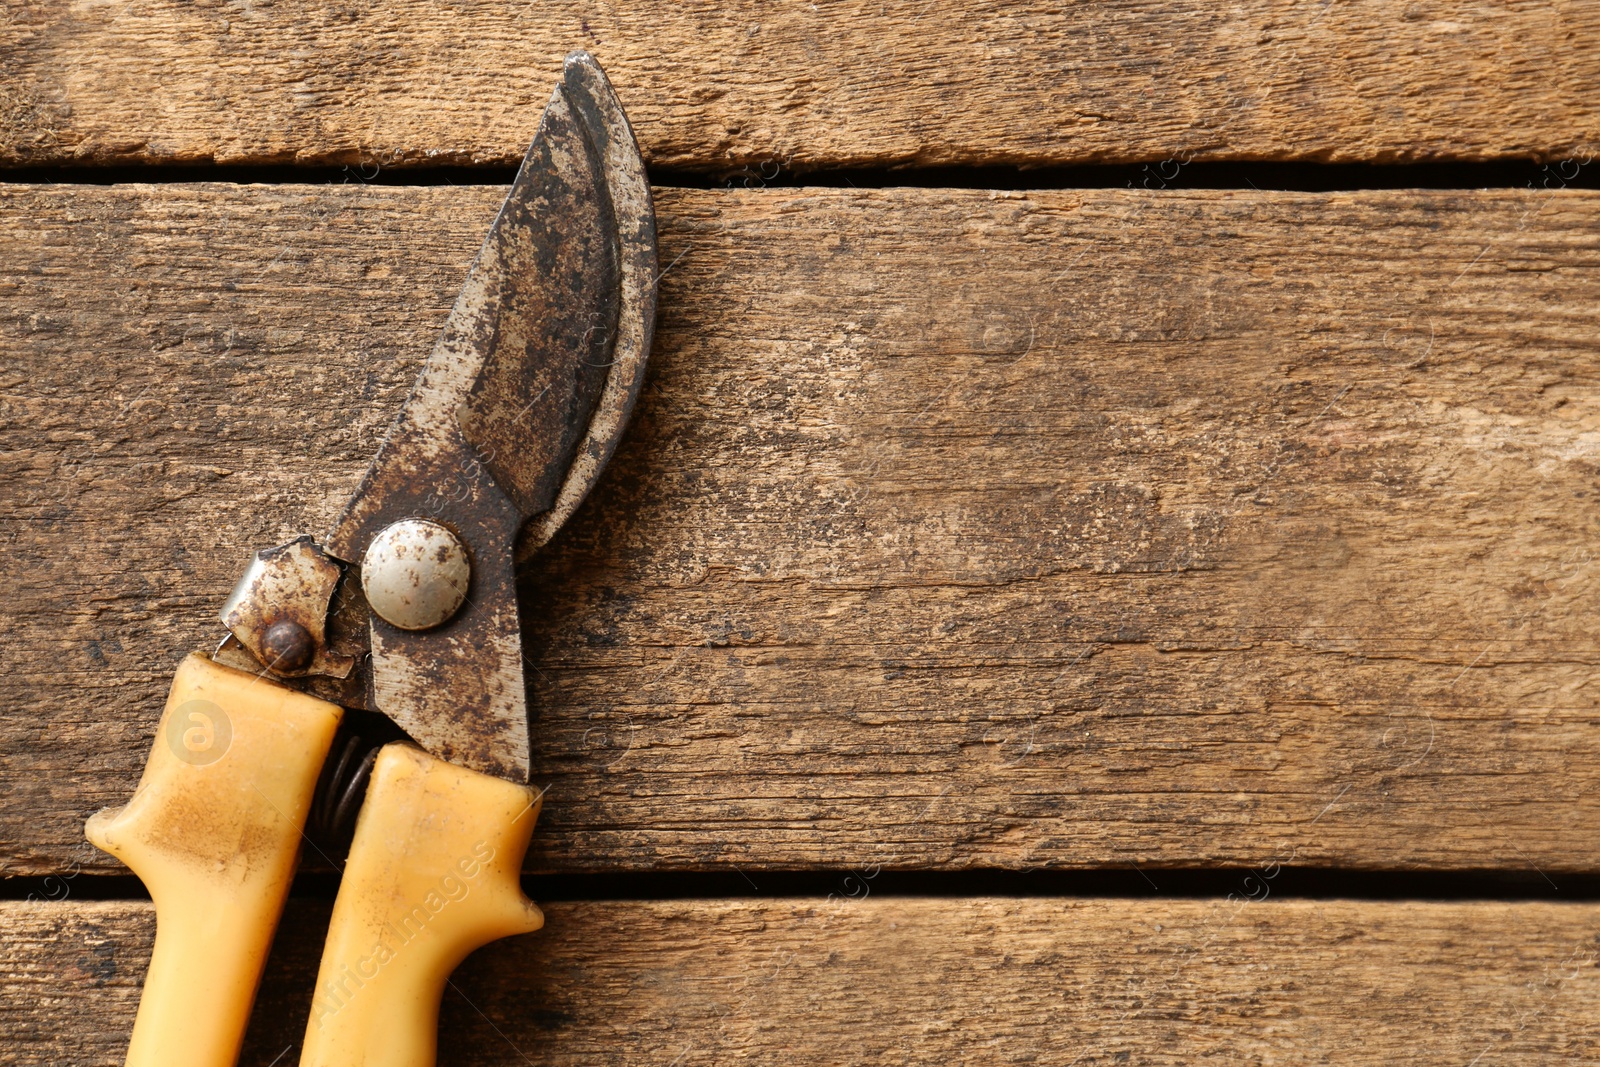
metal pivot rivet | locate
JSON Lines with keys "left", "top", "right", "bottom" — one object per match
{"left": 361, "top": 519, "right": 472, "bottom": 632}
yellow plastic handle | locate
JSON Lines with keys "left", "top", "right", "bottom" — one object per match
{"left": 300, "top": 743, "right": 544, "bottom": 1067}
{"left": 86, "top": 653, "right": 343, "bottom": 1067}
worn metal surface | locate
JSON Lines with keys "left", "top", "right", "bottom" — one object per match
{"left": 516, "top": 56, "right": 658, "bottom": 560}
{"left": 455, "top": 87, "right": 617, "bottom": 523}
{"left": 311, "top": 52, "right": 657, "bottom": 783}
{"left": 218, "top": 537, "right": 354, "bottom": 680}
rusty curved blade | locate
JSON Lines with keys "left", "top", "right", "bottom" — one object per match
{"left": 322, "top": 53, "right": 657, "bottom": 782}
{"left": 517, "top": 55, "right": 658, "bottom": 559}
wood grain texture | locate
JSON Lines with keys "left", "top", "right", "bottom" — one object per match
{"left": 5, "top": 897, "right": 1599, "bottom": 1065}
{"left": 3, "top": 183, "right": 1600, "bottom": 876}
{"left": 3, "top": 1, "right": 1599, "bottom": 171}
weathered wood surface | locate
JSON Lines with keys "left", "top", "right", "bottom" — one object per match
{"left": 4, "top": 2, "right": 1599, "bottom": 171}
{"left": 4, "top": 183, "right": 1600, "bottom": 876}
{"left": 5, "top": 897, "right": 1598, "bottom": 1065}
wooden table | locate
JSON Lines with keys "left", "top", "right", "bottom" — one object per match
{"left": 3, "top": 3, "right": 1599, "bottom": 1063}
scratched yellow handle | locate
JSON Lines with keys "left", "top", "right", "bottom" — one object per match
{"left": 300, "top": 743, "right": 544, "bottom": 1067}
{"left": 86, "top": 653, "right": 343, "bottom": 1067}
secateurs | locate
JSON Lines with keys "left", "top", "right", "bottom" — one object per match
{"left": 84, "top": 52, "right": 656, "bottom": 1067}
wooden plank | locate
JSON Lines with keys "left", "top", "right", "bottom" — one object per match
{"left": 4, "top": 183, "right": 1600, "bottom": 877}
{"left": 3, "top": 2, "right": 1598, "bottom": 171}
{"left": 5, "top": 897, "right": 1599, "bottom": 1065}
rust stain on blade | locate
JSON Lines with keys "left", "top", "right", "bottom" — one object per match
{"left": 458, "top": 78, "right": 619, "bottom": 521}
{"left": 520, "top": 54, "right": 658, "bottom": 558}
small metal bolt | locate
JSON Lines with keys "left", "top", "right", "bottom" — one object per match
{"left": 260, "top": 618, "right": 315, "bottom": 673}
{"left": 361, "top": 519, "right": 472, "bottom": 631}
